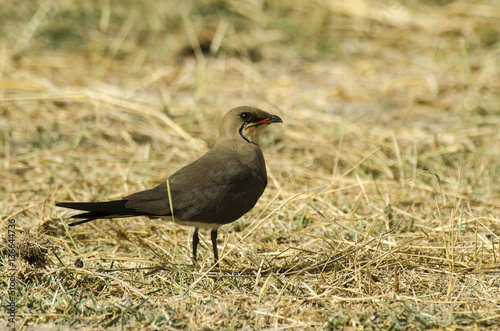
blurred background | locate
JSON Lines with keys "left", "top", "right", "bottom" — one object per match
{"left": 4, "top": 0, "right": 499, "bottom": 113}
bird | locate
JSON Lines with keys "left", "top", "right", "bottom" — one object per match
{"left": 56, "top": 106, "right": 282, "bottom": 263}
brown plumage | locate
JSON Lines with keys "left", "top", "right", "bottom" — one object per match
{"left": 56, "top": 106, "right": 282, "bottom": 263}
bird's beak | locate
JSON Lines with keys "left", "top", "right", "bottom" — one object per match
{"left": 256, "top": 114, "right": 283, "bottom": 125}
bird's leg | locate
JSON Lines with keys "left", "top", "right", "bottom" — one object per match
{"left": 211, "top": 228, "right": 219, "bottom": 263}
{"left": 192, "top": 227, "right": 199, "bottom": 263}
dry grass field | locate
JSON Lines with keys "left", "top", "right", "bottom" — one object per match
{"left": 1, "top": 0, "right": 500, "bottom": 329}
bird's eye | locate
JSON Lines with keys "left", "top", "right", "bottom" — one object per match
{"left": 239, "top": 112, "right": 251, "bottom": 122}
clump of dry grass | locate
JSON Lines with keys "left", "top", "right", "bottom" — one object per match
{"left": 1, "top": 0, "right": 500, "bottom": 329}
{"left": 16, "top": 227, "right": 65, "bottom": 269}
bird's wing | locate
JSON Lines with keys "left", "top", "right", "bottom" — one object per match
{"left": 124, "top": 153, "right": 266, "bottom": 223}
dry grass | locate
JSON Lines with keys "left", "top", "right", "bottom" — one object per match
{"left": 1, "top": 0, "right": 500, "bottom": 329}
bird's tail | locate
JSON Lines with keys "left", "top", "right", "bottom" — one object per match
{"left": 56, "top": 200, "right": 139, "bottom": 226}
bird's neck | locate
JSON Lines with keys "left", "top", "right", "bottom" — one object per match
{"left": 214, "top": 136, "right": 265, "bottom": 164}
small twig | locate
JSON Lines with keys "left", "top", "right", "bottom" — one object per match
{"left": 92, "top": 271, "right": 155, "bottom": 305}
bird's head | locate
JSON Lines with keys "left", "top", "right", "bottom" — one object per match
{"left": 219, "top": 106, "right": 283, "bottom": 145}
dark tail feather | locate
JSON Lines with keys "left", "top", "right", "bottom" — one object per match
{"left": 65, "top": 216, "right": 105, "bottom": 226}
{"left": 56, "top": 200, "right": 130, "bottom": 214}
{"left": 56, "top": 200, "right": 143, "bottom": 226}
